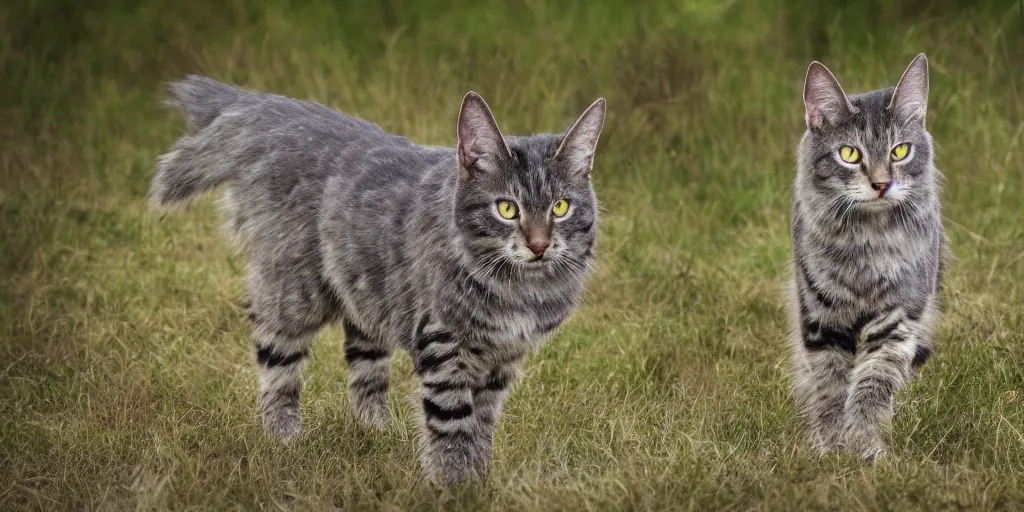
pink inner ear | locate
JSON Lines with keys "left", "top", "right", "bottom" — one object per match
{"left": 807, "top": 108, "right": 823, "bottom": 129}
{"left": 458, "top": 135, "right": 478, "bottom": 168}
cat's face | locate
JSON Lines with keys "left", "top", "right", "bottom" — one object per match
{"left": 452, "top": 93, "right": 605, "bottom": 276}
{"left": 799, "top": 54, "right": 934, "bottom": 212}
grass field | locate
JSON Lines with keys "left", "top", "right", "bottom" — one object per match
{"left": 2, "top": 0, "right": 1023, "bottom": 509}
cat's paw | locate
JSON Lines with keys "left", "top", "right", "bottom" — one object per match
{"left": 811, "top": 430, "right": 843, "bottom": 456}
{"left": 262, "top": 409, "right": 302, "bottom": 442}
{"left": 807, "top": 418, "right": 845, "bottom": 456}
{"left": 418, "top": 433, "right": 491, "bottom": 486}
{"left": 348, "top": 377, "right": 391, "bottom": 428}
{"left": 841, "top": 423, "right": 887, "bottom": 461}
{"left": 422, "top": 459, "right": 483, "bottom": 487}
{"left": 859, "top": 443, "right": 887, "bottom": 461}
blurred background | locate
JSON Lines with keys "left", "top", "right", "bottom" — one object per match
{"left": 2, "top": 0, "right": 1022, "bottom": 509}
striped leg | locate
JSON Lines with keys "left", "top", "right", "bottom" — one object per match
{"left": 473, "top": 357, "right": 521, "bottom": 448}
{"left": 842, "top": 312, "right": 923, "bottom": 459}
{"left": 794, "top": 319, "right": 856, "bottom": 454}
{"left": 343, "top": 319, "right": 392, "bottom": 427}
{"left": 414, "top": 329, "right": 490, "bottom": 485}
{"left": 252, "top": 314, "right": 318, "bottom": 442}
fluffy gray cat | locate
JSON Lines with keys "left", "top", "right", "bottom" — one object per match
{"left": 150, "top": 76, "right": 606, "bottom": 484}
{"left": 788, "top": 54, "right": 944, "bottom": 459}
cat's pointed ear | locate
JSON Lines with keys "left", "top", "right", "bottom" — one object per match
{"left": 554, "top": 98, "right": 607, "bottom": 178}
{"left": 457, "top": 92, "right": 511, "bottom": 175}
{"left": 888, "top": 53, "right": 929, "bottom": 126}
{"left": 803, "top": 61, "right": 857, "bottom": 130}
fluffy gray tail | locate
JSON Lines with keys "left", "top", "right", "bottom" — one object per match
{"left": 149, "top": 75, "right": 257, "bottom": 210}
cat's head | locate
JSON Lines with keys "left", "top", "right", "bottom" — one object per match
{"left": 798, "top": 54, "right": 935, "bottom": 213}
{"left": 452, "top": 92, "right": 605, "bottom": 277}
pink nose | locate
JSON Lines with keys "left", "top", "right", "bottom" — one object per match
{"left": 526, "top": 239, "right": 549, "bottom": 257}
{"left": 871, "top": 181, "right": 891, "bottom": 196}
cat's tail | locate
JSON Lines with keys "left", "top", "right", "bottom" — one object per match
{"left": 149, "top": 75, "right": 259, "bottom": 211}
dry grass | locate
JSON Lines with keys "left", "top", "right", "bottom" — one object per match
{"left": 2, "top": 0, "right": 1023, "bottom": 509}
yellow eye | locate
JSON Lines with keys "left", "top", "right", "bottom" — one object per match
{"left": 496, "top": 200, "right": 519, "bottom": 219}
{"left": 552, "top": 199, "right": 570, "bottom": 217}
{"left": 891, "top": 143, "right": 910, "bottom": 161}
{"left": 839, "top": 146, "right": 862, "bottom": 164}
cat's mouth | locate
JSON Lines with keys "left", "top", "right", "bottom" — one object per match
{"left": 874, "top": 179, "right": 902, "bottom": 200}
{"left": 852, "top": 180, "right": 902, "bottom": 206}
{"left": 511, "top": 243, "right": 552, "bottom": 265}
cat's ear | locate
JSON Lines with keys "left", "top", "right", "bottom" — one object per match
{"left": 457, "top": 92, "right": 511, "bottom": 175}
{"left": 554, "top": 98, "right": 607, "bottom": 178}
{"left": 888, "top": 53, "right": 929, "bottom": 126}
{"left": 803, "top": 61, "right": 857, "bottom": 130}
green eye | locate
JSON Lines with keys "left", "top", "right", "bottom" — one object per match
{"left": 496, "top": 200, "right": 519, "bottom": 220}
{"left": 839, "top": 145, "right": 862, "bottom": 164}
{"left": 552, "top": 199, "right": 570, "bottom": 217}
{"left": 891, "top": 143, "right": 910, "bottom": 161}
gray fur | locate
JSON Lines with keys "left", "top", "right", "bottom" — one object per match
{"left": 788, "top": 54, "right": 945, "bottom": 459}
{"left": 151, "top": 76, "right": 606, "bottom": 484}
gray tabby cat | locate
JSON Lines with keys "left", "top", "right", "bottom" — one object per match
{"left": 788, "top": 54, "right": 944, "bottom": 459}
{"left": 150, "top": 76, "right": 606, "bottom": 484}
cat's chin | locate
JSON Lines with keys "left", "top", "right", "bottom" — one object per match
{"left": 519, "top": 257, "right": 550, "bottom": 268}
{"left": 479, "top": 254, "right": 551, "bottom": 274}
{"left": 857, "top": 197, "right": 901, "bottom": 211}
{"left": 513, "top": 257, "right": 560, "bottom": 275}
{"left": 508, "top": 250, "right": 551, "bottom": 266}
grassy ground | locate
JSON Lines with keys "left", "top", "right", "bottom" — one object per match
{"left": 2, "top": 0, "right": 1023, "bottom": 509}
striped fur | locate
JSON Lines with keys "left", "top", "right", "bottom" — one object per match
{"left": 343, "top": 320, "right": 392, "bottom": 427}
{"left": 150, "top": 76, "right": 605, "bottom": 484}
{"left": 788, "top": 55, "right": 945, "bottom": 459}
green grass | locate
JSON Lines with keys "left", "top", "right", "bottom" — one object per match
{"left": 2, "top": 0, "right": 1023, "bottom": 509}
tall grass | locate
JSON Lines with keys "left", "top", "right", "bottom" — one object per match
{"left": 1, "top": 0, "right": 1022, "bottom": 509}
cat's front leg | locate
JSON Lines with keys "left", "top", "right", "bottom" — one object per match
{"left": 473, "top": 352, "right": 523, "bottom": 451}
{"left": 797, "top": 346, "right": 855, "bottom": 453}
{"left": 842, "top": 311, "right": 924, "bottom": 460}
{"left": 413, "top": 329, "right": 490, "bottom": 485}
{"left": 793, "top": 311, "right": 856, "bottom": 454}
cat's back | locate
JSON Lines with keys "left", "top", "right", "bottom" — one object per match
{"left": 219, "top": 101, "right": 372, "bottom": 244}
{"left": 318, "top": 141, "right": 453, "bottom": 271}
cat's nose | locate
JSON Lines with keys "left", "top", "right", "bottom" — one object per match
{"left": 867, "top": 167, "right": 892, "bottom": 194}
{"left": 526, "top": 238, "right": 549, "bottom": 257}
